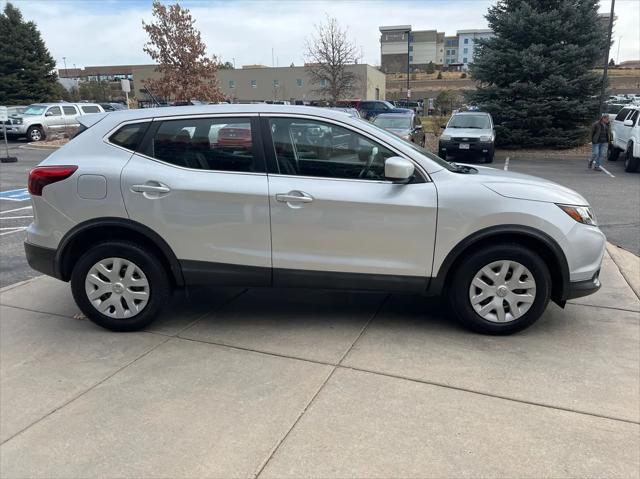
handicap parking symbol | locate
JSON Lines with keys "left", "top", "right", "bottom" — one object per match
{"left": 0, "top": 188, "right": 31, "bottom": 201}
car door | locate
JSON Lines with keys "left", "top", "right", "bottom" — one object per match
{"left": 613, "top": 107, "right": 632, "bottom": 148}
{"left": 120, "top": 115, "right": 272, "bottom": 286}
{"left": 44, "top": 106, "right": 64, "bottom": 134}
{"left": 263, "top": 115, "right": 438, "bottom": 291}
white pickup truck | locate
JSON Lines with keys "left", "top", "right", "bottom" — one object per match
{"left": 609, "top": 105, "right": 640, "bottom": 172}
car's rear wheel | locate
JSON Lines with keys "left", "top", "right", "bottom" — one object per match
{"left": 27, "top": 126, "right": 44, "bottom": 142}
{"left": 71, "top": 241, "right": 171, "bottom": 331}
{"left": 624, "top": 145, "right": 639, "bottom": 172}
{"left": 448, "top": 244, "right": 551, "bottom": 334}
{"left": 608, "top": 146, "right": 620, "bottom": 162}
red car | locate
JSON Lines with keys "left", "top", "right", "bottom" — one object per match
{"left": 217, "top": 125, "right": 252, "bottom": 149}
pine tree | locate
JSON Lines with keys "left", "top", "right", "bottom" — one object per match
{"left": 469, "top": 0, "right": 606, "bottom": 148}
{"left": 0, "top": 2, "right": 58, "bottom": 104}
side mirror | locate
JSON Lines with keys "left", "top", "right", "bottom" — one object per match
{"left": 385, "top": 156, "right": 414, "bottom": 183}
{"left": 624, "top": 119, "right": 633, "bottom": 127}
{"left": 414, "top": 124, "right": 423, "bottom": 130}
{"left": 45, "top": 111, "right": 54, "bottom": 117}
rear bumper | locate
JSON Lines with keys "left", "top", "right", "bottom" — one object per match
{"left": 439, "top": 140, "right": 493, "bottom": 155}
{"left": 566, "top": 271, "right": 601, "bottom": 300}
{"left": 24, "top": 242, "right": 61, "bottom": 280}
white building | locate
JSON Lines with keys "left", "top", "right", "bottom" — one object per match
{"left": 457, "top": 29, "right": 494, "bottom": 68}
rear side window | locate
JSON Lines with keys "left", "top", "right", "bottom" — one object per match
{"left": 81, "top": 105, "right": 100, "bottom": 114}
{"left": 143, "top": 117, "right": 258, "bottom": 172}
{"left": 109, "top": 122, "right": 150, "bottom": 151}
{"left": 615, "top": 108, "right": 631, "bottom": 122}
{"left": 628, "top": 110, "right": 639, "bottom": 126}
{"left": 63, "top": 106, "right": 77, "bottom": 115}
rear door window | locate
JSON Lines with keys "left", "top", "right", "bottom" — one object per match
{"left": 628, "top": 110, "right": 639, "bottom": 126}
{"left": 63, "top": 106, "right": 77, "bottom": 116}
{"left": 143, "top": 117, "right": 260, "bottom": 172}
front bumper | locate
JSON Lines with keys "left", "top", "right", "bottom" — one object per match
{"left": 24, "top": 242, "right": 61, "bottom": 280}
{"left": 439, "top": 140, "right": 493, "bottom": 156}
{"left": 566, "top": 270, "right": 601, "bottom": 300}
{"left": 3, "top": 124, "right": 27, "bottom": 135}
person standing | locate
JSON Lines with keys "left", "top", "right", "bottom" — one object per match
{"left": 589, "top": 114, "right": 612, "bottom": 171}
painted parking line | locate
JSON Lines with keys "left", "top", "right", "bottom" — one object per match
{"left": 0, "top": 226, "right": 28, "bottom": 236}
{"left": 0, "top": 216, "right": 33, "bottom": 220}
{"left": 0, "top": 188, "right": 30, "bottom": 202}
{"left": 503, "top": 156, "right": 510, "bottom": 171}
{"left": 599, "top": 165, "right": 615, "bottom": 178}
{"left": 0, "top": 205, "right": 32, "bottom": 214}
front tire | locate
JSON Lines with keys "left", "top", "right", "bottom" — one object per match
{"left": 71, "top": 241, "right": 171, "bottom": 331}
{"left": 448, "top": 244, "right": 551, "bottom": 335}
{"left": 624, "top": 145, "right": 639, "bottom": 172}
{"left": 484, "top": 149, "right": 494, "bottom": 163}
{"left": 27, "top": 126, "right": 44, "bottom": 142}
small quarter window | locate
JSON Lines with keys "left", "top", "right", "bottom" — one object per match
{"left": 109, "top": 122, "right": 150, "bottom": 152}
{"left": 81, "top": 105, "right": 100, "bottom": 114}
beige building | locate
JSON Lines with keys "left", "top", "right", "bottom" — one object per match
{"left": 133, "top": 63, "right": 385, "bottom": 103}
{"left": 379, "top": 25, "right": 445, "bottom": 73}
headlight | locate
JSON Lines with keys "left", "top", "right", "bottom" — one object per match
{"left": 480, "top": 135, "right": 492, "bottom": 142}
{"left": 14, "top": 118, "right": 22, "bottom": 125}
{"left": 557, "top": 204, "right": 597, "bottom": 226}
{"left": 440, "top": 134, "right": 451, "bottom": 141}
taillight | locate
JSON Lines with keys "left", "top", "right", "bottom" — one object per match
{"left": 28, "top": 166, "right": 78, "bottom": 196}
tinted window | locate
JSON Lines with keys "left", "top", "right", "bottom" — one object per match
{"left": 146, "top": 117, "right": 257, "bottom": 172}
{"left": 109, "top": 122, "right": 150, "bottom": 151}
{"left": 615, "top": 108, "right": 631, "bottom": 122}
{"left": 81, "top": 105, "right": 100, "bottom": 113}
{"left": 629, "top": 110, "right": 639, "bottom": 125}
{"left": 62, "top": 106, "right": 77, "bottom": 115}
{"left": 47, "top": 107, "right": 61, "bottom": 116}
{"left": 268, "top": 118, "right": 397, "bottom": 181}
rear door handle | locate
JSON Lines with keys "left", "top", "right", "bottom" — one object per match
{"left": 275, "top": 191, "right": 314, "bottom": 203}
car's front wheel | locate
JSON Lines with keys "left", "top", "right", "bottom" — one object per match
{"left": 27, "top": 126, "right": 44, "bottom": 142}
{"left": 608, "top": 146, "right": 620, "bottom": 162}
{"left": 624, "top": 145, "right": 639, "bottom": 172}
{"left": 71, "top": 241, "right": 171, "bottom": 331}
{"left": 448, "top": 244, "right": 551, "bottom": 334}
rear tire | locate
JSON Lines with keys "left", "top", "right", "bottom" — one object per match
{"left": 624, "top": 145, "right": 639, "bottom": 172}
{"left": 448, "top": 244, "right": 551, "bottom": 335}
{"left": 439, "top": 149, "right": 447, "bottom": 160}
{"left": 607, "top": 146, "right": 620, "bottom": 162}
{"left": 71, "top": 241, "right": 171, "bottom": 331}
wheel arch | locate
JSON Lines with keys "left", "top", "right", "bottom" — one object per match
{"left": 428, "top": 225, "right": 570, "bottom": 305}
{"left": 55, "top": 217, "right": 184, "bottom": 287}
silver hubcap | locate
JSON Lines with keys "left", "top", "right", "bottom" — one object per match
{"left": 85, "top": 257, "right": 150, "bottom": 319}
{"left": 30, "top": 129, "right": 41, "bottom": 141}
{"left": 469, "top": 260, "right": 536, "bottom": 323}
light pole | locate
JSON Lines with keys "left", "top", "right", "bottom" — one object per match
{"left": 616, "top": 36, "right": 622, "bottom": 65}
{"left": 232, "top": 57, "right": 236, "bottom": 69}
{"left": 62, "top": 56, "right": 67, "bottom": 76}
{"left": 598, "top": 0, "right": 615, "bottom": 116}
{"left": 406, "top": 31, "right": 410, "bottom": 101}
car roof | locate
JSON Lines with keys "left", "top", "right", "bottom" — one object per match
{"left": 87, "top": 104, "right": 368, "bottom": 122}
{"left": 452, "top": 111, "right": 491, "bottom": 116}
{"left": 373, "top": 113, "right": 413, "bottom": 118}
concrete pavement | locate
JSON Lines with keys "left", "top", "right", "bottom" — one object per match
{"left": 0, "top": 251, "right": 638, "bottom": 478}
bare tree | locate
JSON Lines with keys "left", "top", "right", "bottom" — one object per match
{"left": 142, "top": 1, "right": 225, "bottom": 102}
{"left": 304, "top": 15, "right": 360, "bottom": 104}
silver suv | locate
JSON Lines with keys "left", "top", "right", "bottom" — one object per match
{"left": 5, "top": 102, "right": 104, "bottom": 141}
{"left": 24, "top": 105, "right": 605, "bottom": 334}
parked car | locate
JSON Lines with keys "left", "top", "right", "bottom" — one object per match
{"left": 373, "top": 112, "right": 425, "bottom": 146}
{"left": 609, "top": 105, "right": 640, "bottom": 172}
{"left": 336, "top": 100, "right": 412, "bottom": 121}
{"left": 438, "top": 111, "right": 495, "bottom": 163}
{"left": 99, "top": 102, "right": 127, "bottom": 112}
{"left": 24, "top": 105, "right": 604, "bottom": 335}
{"left": 1, "top": 105, "right": 27, "bottom": 135}
{"left": 394, "top": 100, "right": 424, "bottom": 115}
{"left": 5, "top": 102, "right": 104, "bottom": 141}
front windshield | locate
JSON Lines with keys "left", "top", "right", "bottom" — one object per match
{"left": 23, "top": 105, "right": 47, "bottom": 115}
{"left": 448, "top": 114, "right": 491, "bottom": 129}
{"left": 364, "top": 119, "right": 455, "bottom": 172}
{"left": 374, "top": 116, "right": 411, "bottom": 130}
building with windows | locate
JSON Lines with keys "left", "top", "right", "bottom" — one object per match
{"left": 456, "top": 29, "right": 494, "bottom": 68}
{"left": 59, "top": 63, "right": 386, "bottom": 104}
{"left": 379, "top": 25, "right": 445, "bottom": 73}
{"left": 379, "top": 25, "right": 493, "bottom": 72}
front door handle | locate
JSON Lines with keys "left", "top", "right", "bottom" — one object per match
{"left": 275, "top": 191, "right": 314, "bottom": 203}
{"left": 131, "top": 183, "right": 171, "bottom": 194}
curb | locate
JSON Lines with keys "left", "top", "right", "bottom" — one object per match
{"left": 606, "top": 242, "right": 640, "bottom": 300}
{"left": 0, "top": 275, "right": 44, "bottom": 294}
{"left": 21, "top": 143, "right": 62, "bottom": 150}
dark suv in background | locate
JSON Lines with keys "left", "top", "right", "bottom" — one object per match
{"left": 337, "top": 100, "right": 411, "bottom": 121}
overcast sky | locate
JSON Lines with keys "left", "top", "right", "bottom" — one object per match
{"left": 5, "top": 0, "right": 640, "bottom": 70}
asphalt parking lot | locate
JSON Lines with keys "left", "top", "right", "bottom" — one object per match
{"left": 1, "top": 140, "right": 638, "bottom": 288}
